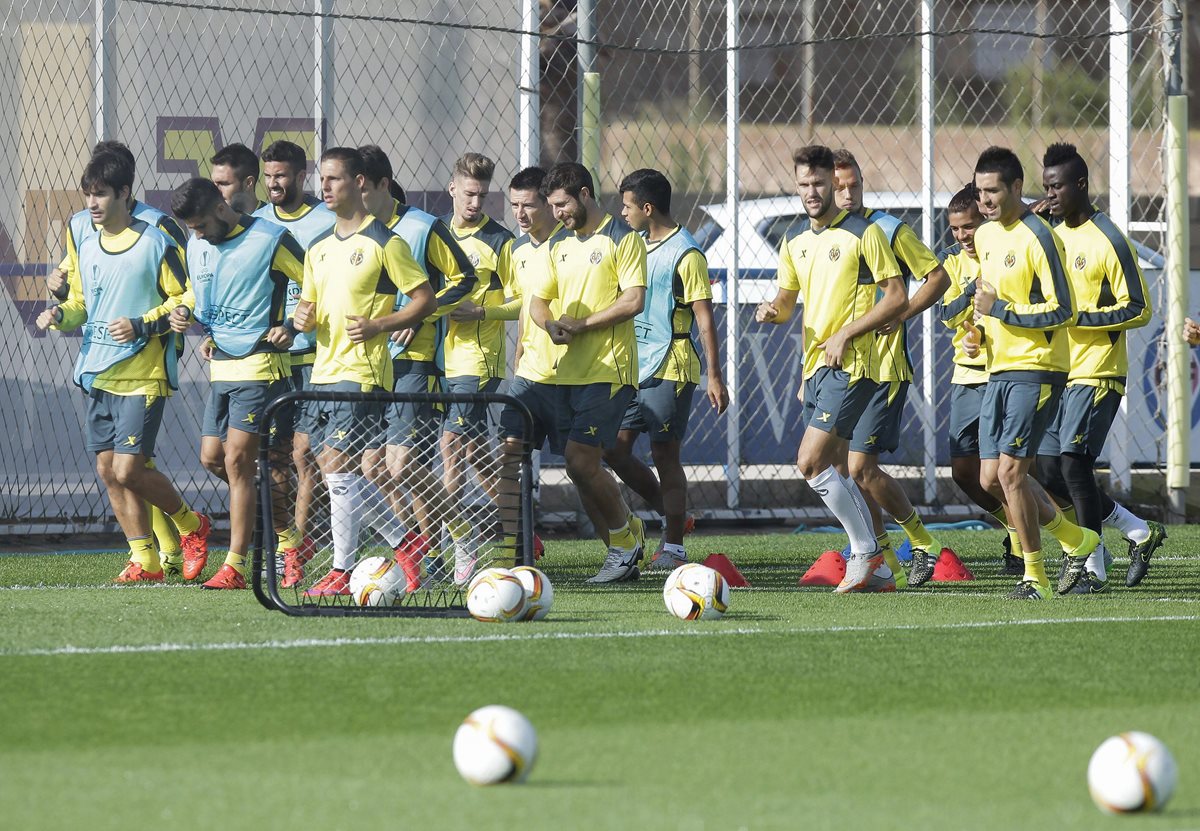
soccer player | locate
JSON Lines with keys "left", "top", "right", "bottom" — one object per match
{"left": 35, "top": 152, "right": 210, "bottom": 582}
{"left": 530, "top": 162, "right": 648, "bottom": 583}
{"left": 252, "top": 140, "right": 336, "bottom": 565}
{"left": 1033, "top": 143, "right": 1163, "bottom": 591}
{"left": 831, "top": 150, "right": 952, "bottom": 588}
{"left": 604, "top": 168, "right": 728, "bottom": 571}
{"left": 971, "top": 145, "right": 1100, "bottom": 600}
{"left": 442, "top": 153, "right": 514, "bottom": 506}
{"left": 755, "top": 144, "right": 907, "bottom": 593}
{"left": 938, "top": 184, "right": 1024, "bottom": 575}
{"left": 209, "top": 143, "right": 263, "bottom": 213}
{"left": 358, "top": 144, "right": 481, "bottom": 587}
{"left": 292, "top": 147, "right": 434, "bottom": 597}
{"left": 455, "top": 166, "right": 560, "bottom": 568}
{"left": 168, "top": 178, "right": 307, "bottom": 589}
{"left": 46, "top": 140, "right": 189, "bottom": 573}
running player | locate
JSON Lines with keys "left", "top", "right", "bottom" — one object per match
{"left": 606, "top": 168, "right": 728, "bottom": 571}
{"left": 455, "top": 166, "right": 560, "bottom": 568}
{"left": 1033, "top": 142, "right": 1163, "bottom": 591}
{"left": 755, "top": 144, "right": 907, "bottom": 593}
{"left": 252, "top": 140, "right": 336, "bottom": 575}
{"left": 442, "top": 153, "right": 514, "bottom": 507}
{"left": 293, "top": 147, "right": 434, "bottom": 597}
{"left": 938, "top": 184, "right": 1024, "bottom": 575}
{"left": 358, "top": 144, "right": 481, "bottom": 587}
{"left": 971, "top": 145, "right": 1100, "bottom": 599}
{"left": 35, "top": 152, "right": 210, "bottom": 582}
{"left": 46, "top": 140, "right": 188, "bottom": 574}
{"left": 831, "top": 149, "right": 952, "bottom": 588}
{"left": 168, "top": 178, "right": 307, "bottom": 589}
{"left": 209, "top": 143, "right": 263, "bottom": 213}
{"left": 531, "top": 162, "right": 648, "bottom": 583}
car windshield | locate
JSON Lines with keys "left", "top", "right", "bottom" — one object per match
{"left": 693, "top": 219, "right": 723, "bottom": 251}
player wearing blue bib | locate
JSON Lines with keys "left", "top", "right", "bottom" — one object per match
{"left": 210, "top": 143, "right": 265, "bottom": 214}
{"left": 604, "top": 169, "right": 728, "bottom": 571}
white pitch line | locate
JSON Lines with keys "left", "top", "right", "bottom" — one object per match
{"left": 2, "top": 614, "right": 1196, "bottom": 659}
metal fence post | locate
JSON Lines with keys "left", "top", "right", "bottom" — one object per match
{"left": 919, "top": 0, "right": 937, "bottom": 505}
{"left": 1107, "top": 0, "right": 1132, "bottom": 495}
{"left": 724, "top": 0, "right": 741, "bottom": 510}
{"left": 314, "top": 0, "right": 333, "bottom": 156}
{"left": 518, "top": 0, "right": 541, "bottom": 169}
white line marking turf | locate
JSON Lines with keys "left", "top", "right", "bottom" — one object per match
{"left": 3, "top": 614, "right": 1196, "bottom": 659}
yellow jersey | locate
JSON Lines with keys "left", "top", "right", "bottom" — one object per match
{"left": 444, "top": 215, "right": 514, "bottom": 379}
{"left": 938, "top": 244, "right": 988, "bottom": 385}
{"left": 493, "top": 229, "right": 561, "bottom": 383}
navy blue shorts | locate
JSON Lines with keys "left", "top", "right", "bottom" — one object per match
{"left": 979, "top": 379, "right": 1062, "bottom": 460}
{"left": 1038, "top": 383, "right": 1122, "bottom": 459}
{"left": 619, "top": 378, "right": 696, "bottom": 443}
{"left": 443, "top": 375, "right": 502, "bottom": 436}
{"left": 386, "top": 359, "right": 443, "bottom": 448}
{"left": 85, "top": 389, "right": 166, "bottom": 456}
{"left": 948, "top": 382, "right": 986, "bottom": 458}
{"left": 802, "top": 367, "right": 874, "bottom": 441}
{"left": 499, "top": 376, "right": 565, "bottom": 453}
{"left": 849, "top": 380, "right": 908, "bottom": 455}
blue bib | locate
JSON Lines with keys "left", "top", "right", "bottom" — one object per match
{"left": 634, "top": 227, "right": 701, "bottom": 384}
{"left": 386, "top": 204, "right": 445, "bottom": 367}
{"left": 187, "top": 218, "right": 287, "bottom": 358}
{"left": 252, "top": 197, "right": 335, "bottom": 355}
{"left": 73, "top": 222, "right": 178, "bottom": 392}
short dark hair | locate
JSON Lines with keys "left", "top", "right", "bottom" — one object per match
{"left": 792, "top": 144, "right": 835, "bottom": 171}
{"left": 618, "top": 168, "right": 672, "bottom": 214}
{"left": 320, "top": 146, "right": 365, "bottom": 179}
{"left": 832, "top": 148, "right": 860, "bottom": 172}
{"left": 509, "top": 166, "right": 547, "bottom": 194}
{"left": 974, "top": 146, "right": 1023, "bottom": 186}
{"left": 1042, "top": 142, "right": 1088, "bottom": 181}
{"left": 947, "top": 183, "right": 981, "bottom": 214}
{"left": 542, "top": 162, "right": 593, "bottom": 199}
{"left": 171, "top": 177, "right": 224, "bottom": 220}
{"left": 210, "top": 143, "right": 259, "bottom": 181}
{"left": 80, "top": 152, "right": 133, "bottom": 195}
{"left": 261, "top": 140, "right": 308, "bottom": 172}
{"left": 358, "top": 144, "right": 405, "bottom": 202}
{"left": 92, "top": 140, "right": 135, "bottom": 173}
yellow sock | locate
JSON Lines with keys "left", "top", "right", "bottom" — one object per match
{"left": 276, "top": 525, "right": 301, "bottom": 551}
{"left": 169, "top": 501, "right": 201, "bottom": 535}
{"left": 224, "top": 551, "right": 246, "bottom": 575}
{"left": 447, "top": 518, "right": 472, "bottom": 541}
{"left": 1043, "top": 508, "right": 1085, "bottom": 552}
{"left": 878, "top": 534, "right": 901, "bottom": 573}
{"left": 150, "top": 505, "right": 181, "bottom": 555}
{"left": 1007, "top": 527, "right": 1023, "bottom": 556}
{"left": 609, "top": 523, "right": 637, "bottom": 550}
{"left": 1062, "top": 505, "right": 1077, "bottom": 525}
{"left": 988, "top": 505, "right": 1008, "bottom": 527}
{"left": 897, "top": 510, "right": 934, "bottom": 550}
{"left": 128, "top": 536, "right": 158, "bottom": 571}
{"left": 1022, "top": 549, "right": 1048, "bottom": 586}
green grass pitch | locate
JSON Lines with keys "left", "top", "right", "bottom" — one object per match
{"left": 1, "top": 528, "right": 1198, "bottom": 830}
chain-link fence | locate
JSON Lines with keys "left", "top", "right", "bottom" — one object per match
{"left": 0, "top": 0, "right": 1190, "bottom": 534}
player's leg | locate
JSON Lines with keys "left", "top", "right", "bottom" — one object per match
{"left": 291, "top": 364, "right": 320, "bottom": 542}
{"left": 462, "top": 377, "right": 504, "bottom": 500}
{"left": 642, "top": 379, "right": 697, "bottom": 570}
{"left": 94, "top": 448, "right": 157, "bottom": 582}
{"left": 795, "top": 368, "right": 885, "bottom": 593}
{"left": 603, "top": 389, "right": 666, "bottom": 518}
{"left": 145, "top": 460, "right": 183, "bottom": 576}
{"left": 440, "top": 376, "right": 479, "bottom": 501}
{"left": 495, "top": 379, "right": 560, "bottom": 566}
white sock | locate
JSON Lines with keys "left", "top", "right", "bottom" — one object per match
{"left": 662, "top": 542, "right": 686, "bottom": 558}
{"left": 1086, "top": 544, "right": 1108, "bottom": 581}
{"left": 1104, "top": 501, "right": 1150, "bottom": 544}
{"left": 326, "top": 472, "right": 363, "bottom": 571}
{"left": 809, "top": 467, "right": 876, "bottom": 554}
{"left": 840, "top": 472, "right": 874, "bottom": 532}
{"left": 359, "top": 480, "right": 407, "bottom": 548}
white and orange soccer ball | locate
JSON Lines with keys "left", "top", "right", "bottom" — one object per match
{"left": 452, "top": 705, "right": 538, "bottom": 785}
{"left": 662, "top": 562, "right": 730, "bottom": 620}
{"left": 348, "top": 556, "right": 406, "bottom": 607}
{"left": 511, "top": 565, "right": 554, "bottom": 621}
{"left": 466, "top": 567, "right": 528, "bottom": 623}
{"left": 1087, "top": 731, "right": 1177, "bottom": 814}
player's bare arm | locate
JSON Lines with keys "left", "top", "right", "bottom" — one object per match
{"left": 755, "top": 287, "right": 799, "bottom": 324}
{"left": 346, "top": 283, "right": 436, "bottom": 343}
{"left": 693, "top": 298, "right": 728, "bottom": 413}
{"left": 558, "top": 285, "right": 645, "bottom": 334}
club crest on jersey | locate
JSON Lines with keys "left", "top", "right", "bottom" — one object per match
{"left": 828, "top": 245, "right": 841, "bottom": 262}
{"left": 350, "top": 248, "right": 364, "bottom": 266}
{"left": 468, "top": 252, "right": 481, "bottom": 267}
{"left": 1074, "top": 255, "right": 1086, "bottom": 270}
{"left": 589, "top": 249, "right": 603, "bottom": 265}
{"left": 1003, "top": 251, "right": 1016, "bottom": 268}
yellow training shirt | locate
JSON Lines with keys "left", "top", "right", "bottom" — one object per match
{"left": 444, "top": 215, "right": 514, "bottom": 379}
{"left": 302, "top": 216, "right": 428, "bottom": 389}
{"left": 535, "top": 215, "right": 648, "bottom": 386}
{"left": 776, "top": 209, "right": 902, "bottom": 381}
{"left": 1053, "top": 211, "right": 1151, "bottom": 387}
{"left": 938, "top": 244, "right": 989, "bottom": 385}
{"left": 493, "top": 229, "right": 561, "bottom": 383}
{"left": 974, "top": 211, "right": 1075, "bottom": 380}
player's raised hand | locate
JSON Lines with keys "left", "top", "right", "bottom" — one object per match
{"left": 169, "top": 305, "right": 192, "bottom": 333}
{"left": 108, "top": 317, "right": 135, "bottom": 344}
{"left": 707, "top": 374, "right": 730, "bottom": 415}
{"left": 345, "top": 314, "right": 379, "bottom": 344}
{"left": 818, "top": 328, "right": 852, "bottom": 369}
{"left": 755, "top": 301, "right": 779, "bottom": 323}
{"left": 46, "top": 268, "right": 68, "bottom": 300}
{"left": 292, "top": 300, "right": 315, "bottom": 332}
{"left": 1184, "top": 317, "right": 1200, "bottom": 346}
{"left": 973, "top": 278, "right": 997, "bottom": 318}
{"left": 198, "top": 338, "right": 215, "bottom": 361}
{"left": 35, "top": 305, "right": 62, "bottom": 331}
{"left": 450, "top": 300, "right": 485, "bottom": 321}
{"left": 265, "top": 325, "right": 294, "bottom": 350}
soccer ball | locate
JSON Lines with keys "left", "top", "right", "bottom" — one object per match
{"left": 466, "top": 568, "right": 528, "bottom": 622}
{"left": 511, "top": 565, "right": 554, "bottom": 621}
{"left": 1087, "top": 732, "right": 1177, "bottom": 814}
{"left": 348, "top": 556, "right": 406, "bottom": 607}
{"left": 663, "top": 563, "right": 730, "bottom": 620}
{"left": 452, "top": 705, "right": 538, "bottom": 785}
